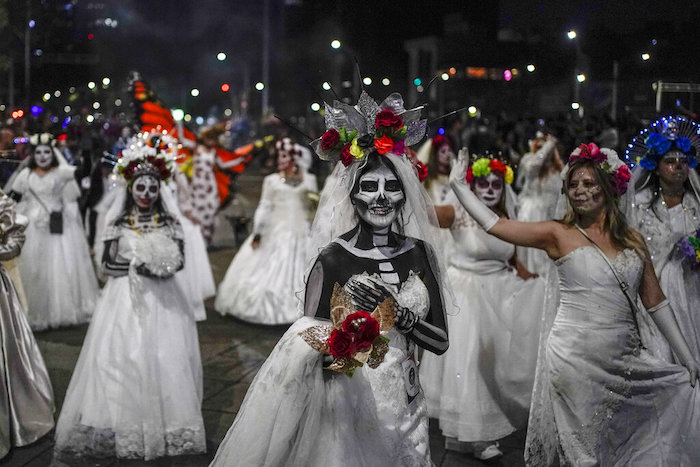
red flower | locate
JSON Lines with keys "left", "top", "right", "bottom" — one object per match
{"left": 375, "top": 110, "right": 403, "bottom": 130}
{"left": 342, "top": 311, "right": 380, "bottom": 351}
{"left": 489, "top": 159, "right": 507, "bottom": 175}
{"left": 340, "top": 143, "right": 354, "bottom": 167}
{"left": 416, "top": 161, "right": 428, "bottom": 182}
{"left": 611, "top": 165, "right": 631, "bottom": 196}
{"left": 374, "top": 135, "right": 395, "bottom": 155}
{"left": 328, "top": 328, "right": 356, "bottom": 358}
{"left": 432, "top": 135, "right": 450, "bottom": 149}
{"left": 392, "top": 140, "right": 406, "bottom": 155}
{"left": 321, "top": 129, "right": 340, "bottom": 150}
{"left": 466, "top": 167, "right": 474, "bottom": 184}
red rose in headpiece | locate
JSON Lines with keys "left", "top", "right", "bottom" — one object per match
{"left": 374, "top": 135, "right": 395, "bottom": 155}
{"left": 432, "top": 135, "right": 450, "bottom": 149}
{"left": 340, "top": 143, "right": 354, "bottom": 167}
{"left": 415, "top": 161, "right": 428, "bottom": 182}
{"left": 321, "top": 129, "right": 340, "bottom": 150}
{"left": 489, "top": 159, "right": 507, "bottom": 176}
{"left": 466, "top": 167, "right": 474, "bottom": 184}
{"left": 375, "top": 110, "right": 403, "bottom": 130}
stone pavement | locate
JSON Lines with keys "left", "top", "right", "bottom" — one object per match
{"left": 2, "top": 207, "right": 527, "bottom": 467}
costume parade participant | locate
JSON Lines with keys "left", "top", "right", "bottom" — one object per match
{"left": 5, "top": 134, "right": 99, "bottom": 330}
{"left": 624, "top": 116, "right": 700, "bottom": 361}
{"left": 54, "top": 136, "right": 206, "bottom": 461}
{"left": 515, "top": 133, "right": 563, "bottom": 275}
{"left": 421, "top": 153, "right": 544, "bottom": 460}
{"left": 0, "top": 191, "right": 55, "bottom": 459}
{"left": 211, "top": 92, "right": 451, "bottom": 466}
{"left": 215, "top": 137, "right": 318, "bottom": 324}
{"left": 417, "top": 134, "right": 456, "bottom": 205}
{"left": 449, "top": 141, "right": 700, "bottom": 465}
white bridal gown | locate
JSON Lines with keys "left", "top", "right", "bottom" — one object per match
{"left": 421, "top": 195, "right": 545, "bottom": 441}
{"left": 525, "top": 246, "right": 700, "bottom": 466}
{"left": 215, "top": 172, "right": 318, "bottom": 324}
{"left": 211, "top": 272, "right": 433, "bottom": 467}
{"left": 11, "top": 167, "right": 98, "bottom": 330}
{"left": 54, "top": 224, "right": 205, "bottom": 461}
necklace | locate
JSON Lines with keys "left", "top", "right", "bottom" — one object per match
{"left": 129, "top": 212, "right": 159, "bottom": 235}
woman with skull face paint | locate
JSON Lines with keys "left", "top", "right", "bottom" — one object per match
{"left": 416, "top": 135, "right": 456, "bottom": 205}
{"left": 449, "top": 142, "right": 700, "bottom": 466}
{"left": 54, "top": 141, "right": 206, "bottom": 461}
{"left": 215, "top": 137, "right": 318, "bottom": 324}
{"left": 211, "top": 93, "right": 453, "bottom": 466}
{"left": 623, "top": 117, "right": 700, "bottom": 363}
{"left": 420, "top": 154, "right": 545, "bottom": 460}
{"left": 5, "top": 134, "right": 98, "bottom": 330}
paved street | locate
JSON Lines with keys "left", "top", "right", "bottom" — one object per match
{"left": 2, "top": 173, "right": 526, "bottom": 466}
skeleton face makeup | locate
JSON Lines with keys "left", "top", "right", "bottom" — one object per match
{"left": 277, "top": 150, "right": 294, "bottom": 171}
{"left": 353, "top": 165, "right": 405, "bottom": 229}
{"left": 474, "top": 172, "right": 504, "bottom": 208}
{"left": 131, "top": 174, "right": 160, "bottom": 211}
{"left": 657, "top": 150, "right": 689, "bottom": 188}
{"left": 567, "top": 166, "right": 603, "bottom": 214}
{"left": 33, "top": 145, "right": 54, "bottom": 169}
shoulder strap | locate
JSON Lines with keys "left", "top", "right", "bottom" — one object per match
{"left": 574, "top": 225, "right": 644, "bottom": 336}
{"left": 27, "top": 187, "right": 51, "bottom": 214}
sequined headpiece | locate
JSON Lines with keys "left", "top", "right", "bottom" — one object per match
{"left": 625, "top": 115, "right": 700, "bottom": 170}
{"left": 116, "top": 131, "right": 175, "bottom": 184}
{"left": 311, "top": 92, "right": 427, "bottom": 168}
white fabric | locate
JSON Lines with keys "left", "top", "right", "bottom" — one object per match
{"left": 54, "top": 228, "right": 205, "bottom": 461}
{"left": 525, "top": 246, "right": 700, "bottom": 466}
{"left": 215, "top": 172, "right": 318, "bottom": 324}
{"left": 421, "top": 193, "right": 545, "bottom": 441}
{"left": 11, "top": 167, "right": 98, "bottom": 330}
{"left": 212, "top": 271, "right": 434, "bottom": 467}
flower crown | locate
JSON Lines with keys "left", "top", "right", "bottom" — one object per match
{"left": 116, "top": 132, "right": 175, "bottom": 184}
{"left": 568, "top": 142, "right": 631, "bottom": 196}
{"left": 311, "top": 92, "right": 427, "bottom": 168}
{"left": 29, "top": 133, "right": 54, "bottom": 147}
{"left": 625, "top": 116, "right": 700, "bottom": 170}
{"left": 465, "top": 155, "right": 514, "bottom": 185}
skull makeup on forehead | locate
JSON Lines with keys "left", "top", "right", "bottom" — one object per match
{"left": 131, "top": 174, "right": 160, "bottom": 210}
{"left": 33, "top": 144, "right": 54, "bottom": 169}
{"left": 353, "top": 163, "right": 405, "bottom": 229}
{"left": 276, "top": 138, "right": 298, "bottom": 171}
{"left": 473, "top": 172, "right": 504, "bottom": 208}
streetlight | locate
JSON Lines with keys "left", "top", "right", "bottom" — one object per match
{"left": 330, "top": 39, "right": 341, "bottom": 49}
{"left": 576, "top": 73, "right": 586, "bottom": 83}
{"left": 382, "top": 78, "right": 390, "bottom": 86}
{"left": 217, "top": 52, "right": 227, "bottom": 61}
{"left": 190, "top": 88, "right": 200, "bottom": 97}
{"left": 641, "top": 53, "right": 650, "bottom": 61}
{"left": 92, "top": 102, "right": 100, "bottom": 109}
{"left": 468, "top": 106, "right": 478, "bottom": 116}
{"left": 172, "top": 109, "right": 185, "bottom": 121}
{"left": 362, "top": 77, "right": 372, "bottom": 86}
{"left": 441, "top": 73, "right": 449, "bottom": 81}
{"left": 567, "top": 30, "right": 577, "bottom": 40}
{"left": 322, "top": 81, "right": 331, "bottom": 91}
{"left": 310, "top": 102, "right": 321, "bottom": 112}
{"left": 571, "top": 102, "right": 580, "bottom": 110}
{"left": 54, "top": 90, "right": 61, "bottom": 97}
{"left": 87, "top": 81, "right": 96, "bottom": 90}
{"left": 527, "top": 64, "right": 535, "bottom": 72}
{"left": 255, "top": 82, "right": 265, "bottom": 91}
{"left": 102, "top": 77, "right": 110, "bottom": 86}
{"left": 42, "top": 93, "right": 50, "bottom": 101}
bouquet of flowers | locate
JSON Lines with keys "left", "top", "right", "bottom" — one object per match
{"left": 131, "top": 230, "right": 183, "bottom": 278}
{"left": 303, "top": 190, "right": 320, "bottom": 222}
{"left": 678, "top": 230, "right": 700, "bottom": 271}
{"left": 300, "top": 283, "right": 396, "bottom": 377}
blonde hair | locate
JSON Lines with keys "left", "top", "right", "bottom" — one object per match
{"left": 561, "top": 160, "right": 647, "bottom": 258}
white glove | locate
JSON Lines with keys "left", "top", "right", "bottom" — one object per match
{"left": 449, "top": 148, "right": 499, "bottom": 231}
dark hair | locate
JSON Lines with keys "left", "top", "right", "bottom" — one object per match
{"left": 116, "top": 181, "right": 168, "bottom": 225}
{"left": 28, "top": 144, "right": 59, "bottom": 169}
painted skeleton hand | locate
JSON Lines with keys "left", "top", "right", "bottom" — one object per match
{"left": 345, "top": 277, "right": 418, "bottom": 333}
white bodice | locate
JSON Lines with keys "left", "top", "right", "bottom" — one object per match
{"left": 253, "top": 172, "right": 318, "bottom": 235}
{"left": 14, "top": 167, "right": 76, "bottom": 220}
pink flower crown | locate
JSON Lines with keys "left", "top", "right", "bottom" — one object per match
{"left": 567, "top": 142, "right": 631, "bottom": 196}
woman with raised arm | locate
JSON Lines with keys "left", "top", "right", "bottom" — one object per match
{"left": 210, "top": 92, "right": 451, "bottom": 467}
{"left": 421, "top": 153, "right": 544, "bottom": 461}
{"left": 450, "top": 143, "right": 700, "bottom": 465}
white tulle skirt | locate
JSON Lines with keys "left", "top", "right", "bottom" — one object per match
{"left": 421, "top": 265, "right": 544, "bottom": 442}
{"left": 214, "top": 230, "right": 308, "bottom": 324}
{"left": 211, "top": 317, "right": 431, "bottom": 467}
{"left": 179, "top": 218, "right": 215, "bottom": 321}
{"left": 19, "top": 202, "right": 98, "bottom": 330}
{"left": 54, "top": 273, "right": 205, "bottom": 461}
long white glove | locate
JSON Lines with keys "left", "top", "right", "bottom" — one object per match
{"left": 449, "top": 148, "right": 500, "bottom": 231}
{"left": 649, "top": 299, "right": 700, "bottom": 385}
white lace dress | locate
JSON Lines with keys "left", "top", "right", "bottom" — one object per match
{"left": 215, "top": 172, "right": 318, "bottom": 324}
{"left": 211, "top": 272, "right": 433, "bottom": 467}
{"left": 54, "top": 224, "right": 206, "bottom": 461}
{"left": 628, "top": 188, "right": 700, "bottom": 361}
{"left": 525, "top": 246, "right": 700, "bottom": 466}
{"left": 421, "top": 196, "right": 545, "bottom": 441}
{"left": 10, "top": 167, "right": 98, "bottom": 330}
{"left": 516, "top": 150, "right": 562, "bottom": 275}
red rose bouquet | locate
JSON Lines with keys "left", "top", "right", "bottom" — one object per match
{"left": 300, "top": 284, "right": 395, "bottom": 377}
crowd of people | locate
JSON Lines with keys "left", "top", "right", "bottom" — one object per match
{"left": 0, "top": 84, "right": 699, "bottom": 467}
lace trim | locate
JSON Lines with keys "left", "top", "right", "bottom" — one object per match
{"left": 56, "top": 424, "right": 206, "bottom": 459}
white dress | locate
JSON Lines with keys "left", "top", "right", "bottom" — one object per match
{"left": 421, "top": 195, "right": 545, "bottom": 441}
{"left": 54, "top": 224, "right": 206, "bottom": 461}
{"left": 11, "top": 167, "right": 98, "bottom": 330}
{"left": 211, "top": 272, "right": 433, "bottom": 467}
{"left": 516, "top": 146, "right": 562, "bottom": 275}
{"left": 525, "top": 246, "right": 700, "bottom": 466}
{"left": 215, "top": 172, "right": 318, "bottom": 324}
{"left": 628, "top": 188, "right": 700, "bottom": 361}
